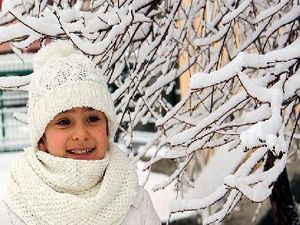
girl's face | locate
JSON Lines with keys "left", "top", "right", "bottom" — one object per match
{"left": 39, "top": 107, "right": 108, "bottom": 160}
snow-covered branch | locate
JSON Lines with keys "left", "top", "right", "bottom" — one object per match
{"left": 0, "top": 0, "right": 300, "bottom": 223}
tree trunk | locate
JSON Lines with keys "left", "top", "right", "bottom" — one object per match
{"left": 265, "top": 153, "right": 300, "bottom": 225}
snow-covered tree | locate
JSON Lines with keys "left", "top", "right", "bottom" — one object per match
{"left": 0, "top": 0, "right": 300, "bottom": 224}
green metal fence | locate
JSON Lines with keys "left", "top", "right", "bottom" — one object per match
{"left": 0, "top": 90, "right": 29, "bottom": 152}
{"left": 0, "top": 53, "right": 33, "bottom": 152}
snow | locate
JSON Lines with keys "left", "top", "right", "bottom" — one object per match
{"left": 0, "top": 151, "right": 21, "bottom": 198}
{"left": 190, "top": 40, "right": 300, "bottom": 90}
{"left": 265, "top": 6, "right": 300, "bottom": 38}
{"left": 0, "top": 107, "right": 30, "bottom": 151}
{"left": 194, "top": 24, "right": 230, "bottom": 46}
{"left": 238, "top": 71, "right": 284, "bottom": 150}
{"left": 232, "top": 18, "right": 271, "bottom": 57}
{"left": 11, "top": 10, "right": 63, "bottom": 36}
{"left": 169, "top": 145, "right": 245, "bottom": 215}
{"left": 0, "top": 0, "right": 299, "bottom": 223}
{"left": 0, "top": 53, "right": 33, "bottom": 90}
{"left": 137, "top": 161, "right": 193, "bottom": 222}
{"left": 0, "top": 75, "right": 32, "bottom": 89}
{"left": 0, "top": 23, "right": 41, "bottom": 47}
{"left": 222, "top": 0, "right": 253, "bottom": 24}
{"left": 169, "top": 92, "right": 248, "bottom": 146}
{"left": 1, "top": 0, "right": 16, "bottom": 14}
{"left": 252, "top": 0, "right": 289, "bottom": 24}
{"left": 284, "top": 71, "right": 300, "bottom": 99}
{"left": 0, "top": 53, "right": 33, "bottom": 73}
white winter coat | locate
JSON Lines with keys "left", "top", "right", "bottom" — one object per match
{"left": 0, "top": 186, "right": 161, "bottom": 225}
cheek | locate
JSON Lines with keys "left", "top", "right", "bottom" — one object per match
{"left": 93, "top": 128, "right": 108, "bottom": 144}
{"left": 44, "top": 130, "right": 68, "bottom": 150}
{"left": 96, "top": 129, "right": 108, "bottom": 140}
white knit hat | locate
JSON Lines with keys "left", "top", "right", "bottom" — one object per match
{"left": 28, "top": 41, "right": 118, "bottom": 148}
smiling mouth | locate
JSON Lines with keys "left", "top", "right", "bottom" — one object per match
{"left": 67, "top": 148, "right": 95, "bottom": 155}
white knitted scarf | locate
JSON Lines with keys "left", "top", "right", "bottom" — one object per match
{"left": 5, "top": 144, "right": 138, "bottom": 225}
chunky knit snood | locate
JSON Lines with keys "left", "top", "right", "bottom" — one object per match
{"left": 4, "top": 144, "right": 138, "bottom": 225}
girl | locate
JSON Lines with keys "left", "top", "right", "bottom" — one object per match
{"left": 0, "top": 41, "right": 161, "bottom": 225}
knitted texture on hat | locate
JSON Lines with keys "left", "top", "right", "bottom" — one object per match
{"left": 5, "top": 144, "right": 138, "bottom": 225}
{"left": 28, "top": 41, "right": 118, "bottom": 148}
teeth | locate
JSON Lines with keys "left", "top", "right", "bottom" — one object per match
{"left": 68, "top": 149, "right": 94, "bottom": 155}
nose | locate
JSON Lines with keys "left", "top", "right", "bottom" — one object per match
{"left": 72, "top": 123, "right": 90, "bottom": 141}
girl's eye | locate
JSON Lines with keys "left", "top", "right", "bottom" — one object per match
{"left": 87, "top": 115, "right": 100, "bottom": 123}
{"left": 56, "top": 118, "right": 71, "bottom": 126}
